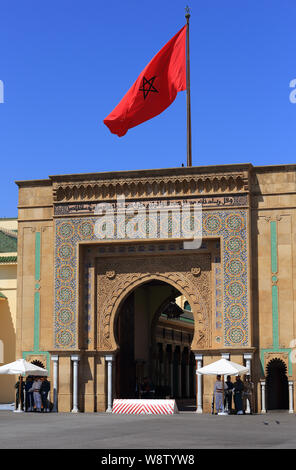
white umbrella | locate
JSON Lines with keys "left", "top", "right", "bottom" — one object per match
{"left": 0, "top": 359, "right": 48, "bottom": 413}
{"left": 197, "top": 358, "right": 249, "bottom": 415}
{"left": 197, "top": 358, "right": 249, "bottom": 376}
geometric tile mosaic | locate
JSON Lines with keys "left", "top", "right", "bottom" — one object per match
{"left": 54, "top": 209, "right": 248, "bottom": 349}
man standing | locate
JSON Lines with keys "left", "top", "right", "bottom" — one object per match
{"left": 213, "top": 375, "right": 227, "bottom": 414}
{"left": 40, "top": 377, "right": 51, "bottom": 412}
{"left": 233, "top": 375, "right": 244, "bottom": 415}
{"left": 29, "top": 377, "right": 42, "bottom": 412}
{"left": 243, "top": 375, "right": 254, "bottom": 414}
{"left": 224, "top": 375, "right": 234, "bottom": 414}
{"left": 14, "top": 377, "right": 25, "bottom": 410}
{"left": 25, "top": 376, "right": 34, "bottom": 411}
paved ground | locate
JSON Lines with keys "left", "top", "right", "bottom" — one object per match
{"left": 0, "top": 410, "right": 295, "bottom": 449}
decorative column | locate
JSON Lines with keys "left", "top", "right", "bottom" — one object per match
{"left": 260, "top": 380, "right": 266, "bottom": 414}
{"left": 170, "top": 346, "right": 175, "bottom": 397}
{"left": 178, "top": 347, "right": 182, "bottom": 398}
{"left": 159, "top": 344, "right": 164, "bottom": 386}
{"left": 105, "top": 355, "right": 114, "bottom": 413}
{"left": 288, "top": 380, "right": 294, "bottom": 414}
{"left": 71, "top": 355, "right": 80, "bottom": 413}
{"left": 243, "top": 353, "right": 252, "bottom": 376}
{"left": 185, "top": 349, "right": 190, "bottom": 398}
{"left": 221, "top": 353, "right": 230, "bottom": 360}
{"left": 51, "top": 355, "right": 59, "bottom": 412}
{"left": 195, "top": 354, "right": 203, "bottom": 414}
{"left": 243, "top": 353, "right": 253, "bottom": 414}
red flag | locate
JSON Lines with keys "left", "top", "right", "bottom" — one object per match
{"left": 104, "top": 25, "right": 187, "bottom": 137}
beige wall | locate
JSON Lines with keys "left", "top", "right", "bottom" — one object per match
{"left": 0, "top": 219, "right": 17, "bottom": 403}
{"left": 14, "top": 164, "right": 296, "bottom": 412}
{"left": 252, "top": 166, "right": 296, "bottom": 381}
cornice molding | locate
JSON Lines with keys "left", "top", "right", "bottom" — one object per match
{"left": 52, "top": 172, "right": 249, "bottom": 203}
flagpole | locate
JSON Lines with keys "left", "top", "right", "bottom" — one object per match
{"left": 185, "top": 6, "right": 192, "bottom": 167}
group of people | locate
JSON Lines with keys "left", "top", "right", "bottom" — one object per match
{"left": 15, "top": 376, "right": 51, "bottom": 412}
{"left": 213, "top": 374, "right": 254, "bottom": 415}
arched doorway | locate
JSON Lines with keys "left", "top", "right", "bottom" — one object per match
{"left": 266, "top": 358, "right": 289, "bottom": 410}
{"left": 114, "top": 280, "right": 195, "bottom": 404}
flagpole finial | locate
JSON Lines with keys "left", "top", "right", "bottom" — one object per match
{"left": 185, "top": 5, "right": 190, "bottom": 21}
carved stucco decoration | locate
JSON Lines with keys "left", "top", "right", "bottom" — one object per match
{"left": 96, "top": 254, "right": 211, "bottom": 353}
{"left": 52, "top": 171, "right": 248, "bottom": 203}
{"left": 264, "top": 352, "right": 289, "bottom": 376}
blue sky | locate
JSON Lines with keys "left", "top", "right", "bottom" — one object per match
{"left": 0, "top": 0, "right": 295, "bottom": 217}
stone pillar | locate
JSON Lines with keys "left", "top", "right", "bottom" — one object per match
{"left": 260, "top": 380, "right": 266, "bottom": 414}
{"left": 159, "top": 344, "right": 164, "bottom": 386}
{"left": 105, "top": 355, "right": 114, "bottom": 413}
{"left": 221, "top": 353, "right": 230, "bottom": 360}
{"left": 195, "top": 354, "right": 203, "bottom": 414}
{"left": 193, "top": 353, "right": 196, "bottom": 397}
{"left": 163, "top": 346, "right": 169, "bottom": 392}
{"left": 243, "top": 353, "right": 253, "bottom": 414}
{"left": 178, "top": 347, "right": 182, "bottom": 398}
{"left": 243, "top": 353, "right": 252, "bottom": 376}
{"left": 170, "top": 346, "right": 175, "bottom": 397}
{"left": 71, "top": 355, "right": 80, "bottom": 413}
{"left": 185, "top": 349, "right": 190, "bottom": 398}
{"left": 51, "top": 355, "right": 59, "bottom": 412}
{"left": 288, "top": 380, "right": 294, "bottom": 414}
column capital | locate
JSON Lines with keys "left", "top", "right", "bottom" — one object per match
{"left": 260, "top": 379, "right": 266, "bottom": 385}
{"left": 243, "top": 353, "right": 253, "bottom": 360}
{"left": 221, "top": 353, "right": 230, "bottom": 360}
{"left": 288, "top": 380, "right": 294, "bottom": 386}
{"left": 71, "top": 355, "right": 80, "bottom": 362}
{"left": 105, "top": 354, "right": 115, "bottom": 362}
{"left": 194, "top": 354, "right": 203, "bottom": 361}
{"left": 51, "top": 355, "right": 59, "bottom": 362}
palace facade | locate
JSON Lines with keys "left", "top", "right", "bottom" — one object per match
{"left": 15, "top": 163, "right": 296, "bottom": 413}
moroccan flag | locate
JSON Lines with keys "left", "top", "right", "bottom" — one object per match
{"left": 104, "top": 25, "right": 187, "bottom": 137}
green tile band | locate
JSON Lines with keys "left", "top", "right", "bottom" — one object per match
{"left": 34, "top": 291, "right": 40, "bottom": 351}
{"left": 272, "top": 285, "right": 279, "bottom": 349}
{"left": 270, "top": 221, "right": 277, "bottom": 274}
{"left": 270, "top": 221, "right": 279, "bottom": 348}
{"left": 260, "top": 220, "right": 292, "bottom": 376}
{"left": 35, "top": 231, "right": 41, "bottom": 281}
{"left": 22, "top": 230, "right": 50, "bottom": 374}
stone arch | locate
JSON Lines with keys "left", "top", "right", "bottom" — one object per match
{"left": 98, "top": 271, "right": 209, "bottom": 353}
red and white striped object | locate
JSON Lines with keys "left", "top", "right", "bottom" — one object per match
{"left": 112, "top": 399, "right": 178, "bottom": 415}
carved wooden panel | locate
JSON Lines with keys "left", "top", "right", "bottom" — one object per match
{"left": 96, "top": 253, "right": 211, "bottom": 352}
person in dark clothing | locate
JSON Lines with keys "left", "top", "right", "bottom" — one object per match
{"left": 25, "top": 376, "right": 34, "bottom": 411}
{"left": 140, "top": 377, "right": 155, "bottom": 399}
{"left": 233, "top": 375, "right": 244, "bottom": 415}
{"left": 14, "top": 377, "right": 25, "bottom": 410}
{"left": 224, "top": 375, "right": 234, "bottom": 414}
{"left": 40, "top": 377, "right": 50, "bottom": 412}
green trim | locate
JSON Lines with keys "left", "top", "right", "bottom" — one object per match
{"left": 260, "top": 348, "right": 292, "bottom": 376}
{"left": 0, "top": 255, "right": 17, "bottom": 263}
{"left": 35, "top": 232, "right": 41, "bottom": 281}
{"left": 34, "top": 292, "right": 40, "bottom": 351}
{"left": 22, "top": 231, "right": 50, "bottom": 374}
{"left": 272, "top": 285, "right": 279, "bottom": 349}
{"left": 270, "top": 221, "right": 280, "bottom": 348}
{"left": 270, "top": 221, "right": 277, "bottom": 273}
{"left": 22, "top": 351, "right": 50, "bottom": 374}
{"left": 259, "top": 220, "right": 292, "bottom": 376}
{"left": 0, "top": 291, "right": 7, "bottom": 300}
